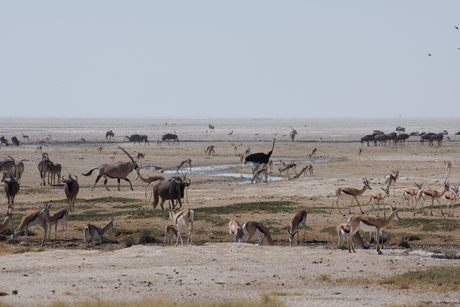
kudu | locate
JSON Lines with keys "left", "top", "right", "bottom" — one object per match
{"left": 82, "top": 146, "right": 139, "bottom": 191}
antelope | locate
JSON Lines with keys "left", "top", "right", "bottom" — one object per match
{"left": 96, "top": 146, "right": 103, "bottom": 153}
{"left": 278, "top": 162, "right": 297, "bottom": 177}
{"left": 83, "top": 218, "right": 115, "bottom": 247}
{"left": 35, "top": 145, "right": 42, "bottom": 153}
{"left": 358, "top": 147, "right": 362, "bottom": 157}
{"left": 82, "top": 145, "right": 139, "bottom": 191}
{"left": 21, "top": 133, "right": 29, "bottom": 142}
{"left": 12, "top": 205, "right": 49, "bottom": 243}
{"left": 288, "top": 210, "right": 307, "bottom": 247}
{"left": 347, "top": 206, "right": 400, "bottom": 254}
{"left": 164, "top": 225, "right": 178, "bottom": 245}
{"left": 330, "top": 178, "right": 372, "bottom": 215}
{"left": 251, "top": 165, "right": 268, "bottom": 184}
{"left": 309, "top": 147, "right": 317, "bottom": 159}
{"left": 289, "top": 127, "right": 298, "bottom": 141}
{"left": 40, "top": 204, "right": 68, "bottom": 240}
{"left": 445, "top": 161, "right": 452, "bottom": 178}
{"left": 418, "top": 181, "right": 450, "bottom": 216}
{"left": 37, "top": 154, "right": 53, "bottom": 186}
{"left": 62, "top": 175, "right": 79, "bottom": 212}
{"left": 228, "top": 219, "right": 244, "bottom": 242}
{"left": 402, "top": 183, "right": 423, "bottom": 210}
{"left": 293, "top": 164, "right": 313, "bottom": 178}
{"left": 366, "top": 187, "right": 390, "bottom": 217}
{"left": 43, "top": 134, "right": 51, "bottom": 143}
{"left": 237, "top": 154, "right": 244, "bottom": 165}
{"left": 176, "top": 158, "right": 192, "bottom": 174}
{"left": 0, "top": 212, "right": 14, "bottom": 233}
{"left": 336, "top": 223, "right": 367, "bottom": 248}
{"left": 267, "top": 159, "right": 273, "bottom": 174}
{"left": 231, "top": 143, "right": 238, "bottom": 154}
{"left": 444, "top": 185, "right": 459, "bottom": 217}
{"left": 50, "top": 163, "right": 61, "bottom": 185}
{"left": 205, "top": 145, "right": 215, "bottom": 156}
{"left": 109, "top": 151, "right": 117, "bottom": 162}
{"left": 384, "top": 169, "right": 399, "bottom": 196}
{"left": 2, "top": 172, "right": 20, "bottom": 212}
{"left": 135, "top": 169, "right": 165, "bottom": 198}
{"left": 242, "top": 221, "right": 274, "bottom": 245}
{"left": 168, "top": 208, "right": 194, "bottom": 246}
{"left": 136, "top": 152, "right": 145, "bottom": 166}
{"left": 244, "top": 147, "right": 250, "bottom": 156}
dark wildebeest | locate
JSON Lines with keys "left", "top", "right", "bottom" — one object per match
{"left": 124, "top": 134, "right": 150, "bottom": 145}
{"left": 106, "top": 130, "right": 115, "bottom": 140}
{"left": 152, "top": 176, "right": 191, "bottom": 210}
{"left": 360, "top": 134, "right": 374, "bottom": 147}
{"left": 2, "top": 172, "right": 20, "bottom": 212}
{"left": 162, "top": 133, "right": 179, "bottom": 144}
{"left": 62, "top": 175, "right": 79, "bottom": 212}
{"left": 0, "top": 136, "right": 8, "bottom": 146}
{"left": 11, "top": 137, "right": 20, "bottom": 146}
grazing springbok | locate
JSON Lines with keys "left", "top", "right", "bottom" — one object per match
{"left": 228, "top": 219, "right": 244, "bottom": 242}
{"left": 40, "top": 204, "right": 68, "bottom": 240}
{"left": 62, "top": 175, "right": 79, "bottom": 213}
{"left": 242, "top": 221, "right": 274, "bottom": 245}
{"left": 164, "top": 225, "right": 178, "bottom": 245}
{"left": 347, "top": 206, "right": 400, "bottom": 254}
{"left": 366, "top": 187, "right": 390, "bottom": 217}
{"left": 288, "top": 209, "right": 307, "bottom": 247}
{"left": 330, "top": 178, "right": 372, "bottom": 215}
{"left": 82, "top": 146, "right": 139, "bottom": 191}
{"left": 278, "top": 162, "right": 297, "bottom": 177}
{"left": 135, "top": 169, "right": 165, "bottom": 198}
{"left": 402, "top": 183, "right": 423, "bottom": 211}
{"left": 2, "top": 172, "right": 20, "bottom": 212}
{"left": 169, "top": 208, "right": 194, "bottom": 246}
{"left": 444, "top": 185, "right": 459, "bottom": 217}
{"left": 384, "top": 169, "right": 399, "bottom": 196}
{"left": 176, "top": 158, "right": 192, "bottom": 174}
{"left": 418, "top": 181, "right": 450, "bottom": 216}
{"left": 0, "top": 212, "right": 14, "bottom": 233}
{"left": 309, "top": 147, "right": 317, "bottom": 159}
{"left": 204, "top": 145, "right": 215, "bottom": 156}
{"left": 293, "top": 164, "right": 313, "bottom": 178}
{"left": 251, "top": 165, "right": 268, "bottom": 184}
{"left": 336, "top": 223, "right": 366, "bottom": 248}
{"left": 83, "top": 218, "right": 115, "bottom": 247}
{"left": 12, "top": 205, "right": 49, "bottom": 243}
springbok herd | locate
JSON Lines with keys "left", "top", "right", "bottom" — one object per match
{"left": 1, "top": 129, "right": 459, "bottom": 254}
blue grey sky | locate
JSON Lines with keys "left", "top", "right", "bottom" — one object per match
{"left": 1, "top": 1, "right": 459, "bottom": 118}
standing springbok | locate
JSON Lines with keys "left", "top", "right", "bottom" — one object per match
{"left": 83, "top": 218, "right": 115, "bottom": 247}
{"left": 82, "top": 145, "right": 138, "bottom": 191}
{"left": 228, "top": 219, "right": 244, "bottom": 242}
{"left": 2, "top": 172, "right": 20, "bottom": 212}
{"left": 347, "top": 206, "right": 400, "bottom": 254}
{"left": 402, "top": 183, "right": 423, "bottom": 211}
{"left": 288, "top": 209, "right": 307, "bottom": 247}
{"left": 169, "top": 208, "right": 194, "bottom": 246}
{"left": 336, "top": 223, "right": 366, "bottom": 248}
{"left": 418, "top": 181, "right": 450, "bottom": 216}
{"left": 445, "top": 161, "right": 452, "bottom": 178}
{"left": 164, "top": 225, "right": 178, "bottom": 246}
{"left": 12, "top": 205, "right": 49, "bottom": 243}
{"left": 330, "top": 178, "right": 372, "bottom": 215}
{"left": 384, "top": 169, "right": 399, "bottom": 196}
{"left": 242, "top": 221, "right": 274, "bottom": 245}
{"left": 443, "top": 185, "right": 459, "bottom": 217}
{"left": 40, "top": 204, "right": 68, "bottom": 240}
{"left": 135, "top": 169, "right": 165, "bottom": 198}
{"left": 0, "top": 212, "right": 14, "bottom": 233}
{"left": 366, "top": 187, "right": 390, "bottom": 217}
{"left": 62, "top": 174, "right": 79, "bottom": 213}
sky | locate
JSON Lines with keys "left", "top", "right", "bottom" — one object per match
{"left": 1, "top": 1, "right": 459, "bottom": 119}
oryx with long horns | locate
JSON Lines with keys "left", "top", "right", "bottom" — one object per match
{"left": 82, "top": 146, "right": 139, "bottom": 191}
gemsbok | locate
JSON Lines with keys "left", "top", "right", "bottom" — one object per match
{"left": 347, "top": 206, "right": 400, "bottom": 254}
{"left": 82, "top": 145, "right": 139, "bottom": 191}
{"left": 241, "top": 221, "right": 274, "bottom": 245}
{"left": 330, "top": 178, "right": 372, "bottom": 215}
{"left": 288, "top": 209, "right": 307, "bottom": 247}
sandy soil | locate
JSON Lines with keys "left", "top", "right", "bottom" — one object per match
{"left": 1, "top": 138, "right": 460, "bottom": 306}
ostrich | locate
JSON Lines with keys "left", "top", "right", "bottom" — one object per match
{"left": 244, "top": 139, "right": 275, "bottom": 171}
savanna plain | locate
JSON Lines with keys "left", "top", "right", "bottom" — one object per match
{"left": 0, "top": 118, "right": 460, "bottom": 307}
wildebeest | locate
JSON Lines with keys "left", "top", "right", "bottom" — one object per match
{"left": 162, "top": 133, "right": 179, "bottom": 144}
{"left": 152, "top": 176, "right": 191, "bottom": 210}
{"left": 38, "top": 154, "right": 54, "bottom": 186}
{"left": 2, "top": 172, "right": 20, "bottom": 212}
{"left": 124, "top": 134, "right": 149, "bottom": 145}
{"left": 105, "top": 130, "right": 115, "bottom": 140}
{"left": 82, "top": 146, "right": 139, "bottom": 191}
{"left": 0, "top": 136, "right": 8, "bottom": 146}
{"left": 11, "top": 136, "right": 20, "bottom": 146}
{"left": 62, "top": 174, "right": 79, "bottom": 212}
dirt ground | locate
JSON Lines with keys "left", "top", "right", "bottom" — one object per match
{"left": 1, "top": 139, "right": 460, "bottom": 306}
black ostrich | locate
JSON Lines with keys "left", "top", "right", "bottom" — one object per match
{"left": 244, "top": 139, "right": 276, "bottom": 170}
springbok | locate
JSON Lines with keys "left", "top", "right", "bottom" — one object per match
{"left": 445, "top": 161, "right": 452, "bottom": 178}
{"left": 168, "top": 208, "right": 194, "bottom": 246}
{"left": 402, "top": 183, "right": 423, "bottom": 211}
{"left": 40, "top": 204, "right": 68, "bottom": 240}
{"left": 336, "top": 223, "right": 367, "bottom": 248}
{"left": 83, "top": 219, "right": 115, "bottom": 247}
{"left": 0, "top": 212, "right": 14, "bottom": 233}
{"left": 241, "top": 221, "right": 274, "bottom": 245}
{"left": 12, "top": 205, "right": 49, "bottom": 243}
{"left": 443, "top": 184, "right": 459, "bottom": 217}
{"left": 135, "top": 169, "right": 165, "bottom": 198}
{"left": 293, "top": 164, "right": 313, "bottom": 178}
{"left": 204, "top": 145, "right": 215, "bottom": 156}
{"left": 164, "top": 225, "right": 178, "bottom": 246}
{"left": 366, "top": 187, "right": 390, "bottom": 217}
{"left": 251, "top": 165, "right": 268, "bottom": 184}
{"left": 347, "top": 206, "right": 400, "bottom": 254}
{"left": 384, "top": 169, "right": 399, "bottom": 196}
{"left": 418, "top": 181, "right": 450, "bottom": 216}
{"left": 278, "top": 162, "right": 297, "bottom": 177}
{"left": 288, "top": 210, "right": 307, "bottom": 247}
{"left": 82, "top": 146, "right": 138, "bottom": 191}
{"left": 330, "top": 178, "right": 372, "bottom": 215}
{"left": 176, "top": 158, "right": 192, "bottom": 174}
{"left": 228, "top": 219, "right": 244, "bottom": 242}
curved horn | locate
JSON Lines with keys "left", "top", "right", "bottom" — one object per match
{"left": 117, "top": 145, "right": 136, "bottom": 165}
{"left": 72, "top": 174, "right": 78, "bottom": 181}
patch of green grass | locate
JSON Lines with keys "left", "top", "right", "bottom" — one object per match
{"left": 197, "top": 201, "right": 296, "bottom": 215}
{"left": 198, "top": 214, "right": 228, "bottom": 227}
{"left": 84, "top": 197, "right": 138, "bottom": 204}
{"left": 13, "top": 247, "right": 45, "bottom": 254}
{"left": 112, "top": 204, "right": 143, "bottom": 209}
{"left": 128, "top": 209, "right": 168, "bottom": 220}
{"left": 399, "top": 218, "right": 460, "bottom": 232}
{"left": 320, "top": 226, "right": 337, "bottom": 237}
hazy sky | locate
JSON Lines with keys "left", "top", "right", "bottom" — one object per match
{"left": 1, "top": 2, "right": 459, "bottom": 119}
